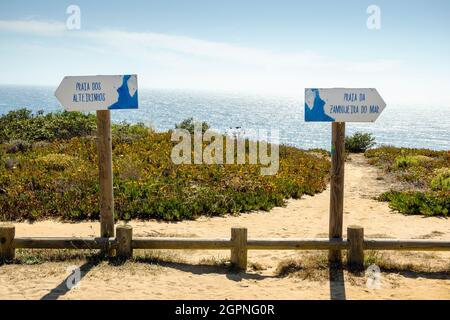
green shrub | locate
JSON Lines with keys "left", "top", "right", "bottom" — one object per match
{"left": 0, "top": 108, "right": 96, "bottom": 143}
{"left": 345, "top": 132, "right": 375, "bottom": 153}
{"left": 366, "top": 147, "right": 449, "bottom": 217}
{"left": 34, "top": 154, "right": 78, "bottom": 171}
{"left": 112, "top": 122, "right": 151, "bottom": 145}
{"left": 394, "top": 155, "right": 433, "bottom": 169}
{"left": 365, "top": 147, "right": 446, "bottom": 166}
{"left": 365, "top": 147, "right": 448, "bottom": 184}
{"left": 379, "top": 191, "right": 449, "bottom": 217}
{"left": 175, "top": 117, "right": 210, "bottom": 134}
{"left": 431, "top": 168, "right": 450, "bottom": 191}
{"left": 0, "top": 110, "right": 330, "bottom": 222}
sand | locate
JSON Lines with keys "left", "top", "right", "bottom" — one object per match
{"left": 0, "top": 154, "right": 449, "bottom": 300}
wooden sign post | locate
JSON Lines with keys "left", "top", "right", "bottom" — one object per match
{"left": 305, "top": 88, "right": 386, "bottom": 264}
{"left": 97, "top": 110, "right": 115, "bottom": 239}
{"left": 55, "top": 75, "right": 138, "bottom": 253}
{"left": 329, "top": 122, "right": 345, "bottom": 263}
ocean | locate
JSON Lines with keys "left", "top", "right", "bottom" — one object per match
{"left": 0, "top": 85, "right": 448, "bottom": 150}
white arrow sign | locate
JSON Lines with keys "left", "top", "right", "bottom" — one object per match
{"left": 305, "top": 88, "right": 386, "bottom": 122}
{"left": 55, "top": 74, "right": 138, "bottom": 111}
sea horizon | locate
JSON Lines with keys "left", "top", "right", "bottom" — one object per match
{"left": 0, "top": 84, "right": 449, "bottom": 151}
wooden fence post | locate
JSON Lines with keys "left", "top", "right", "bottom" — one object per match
{"left": 347, "top": 225, "right": 364, "bottom": 270}
{"left": 0, "top": 224, "right": 15, "bottom": 261}
{"left": 329, "top": 122, "right": 345, "bottom": 263}
{"left": 116, "top": 225, "right": 133, "bottom": 259}
{"left": 231, "top": 228, "right": 247, "bottom": 272}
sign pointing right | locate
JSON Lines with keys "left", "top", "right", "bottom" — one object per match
{"left": 303, "top": 87, "right": 387, "bottom": 263}
{"left": 305, "top": 88, "right": 386, "bottom": 122}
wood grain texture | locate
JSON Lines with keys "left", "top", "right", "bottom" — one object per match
{"left": 13, "top": 237, "right": 116, "bottom": 249}
{"left": 96, "top": 110, "right": 115, "bottom": 239}
{"left": 11, "top": 237, "right": 450, "bottom": 251}
{"left": 116, "top": 225, "right": 133, "bottom": 258}
{"left": 0, "top": 225, "right": 15, "bottom": 260}
{"left": 364, "top": 239, "right": 450, "bottom": 251}
{"left": 231, "top": 228, "right": 248, "bottom": 271}
{"left": 347, "top": 225, "right": 364, "bottom": 270}
{"left": 329, "top": 122, "right": 345, "bottom": 263}
{"left": 247, "top": 238, "right": 348, "bottom": 250}
{"left": 132, "top": 238, "right": 233, "bottom": 249}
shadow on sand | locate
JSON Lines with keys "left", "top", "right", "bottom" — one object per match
{"left": 135, "top": 258, "right": 276, "bottom": 282}
{"left": 39, "top": 255, "right": 449, "bottom": 300}
{"left": 40, "top": 259, "right": 100, "bottom": 300}
{"left": 329, "top": 264, "right": 346, "bottom": 300}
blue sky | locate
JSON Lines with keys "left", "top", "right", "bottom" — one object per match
{"left": 0, "top": 0, "right": 449, "bottom": 105}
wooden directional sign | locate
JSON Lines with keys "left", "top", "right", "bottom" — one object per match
{"left": 305, "top": 88, "right": 386, "bottom": 122}
{"left": 303, "top": 88, "right": 386, "bottom": 263}
{"left": 54, "top": 74, "right": 138, "bottom": 246}
{"left": 55, "top": 74, "right": 138, "bottom": 111}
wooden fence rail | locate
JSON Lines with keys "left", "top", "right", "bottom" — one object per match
{"left": 1, "top": 224, "right": 450, "bottom": 272}
{"left": 246, "top": 239, "right": 348, "bottom": 250}
{"left": 132, "top": 238, "right": 232, "bottom": 250}
{"left": 12, "top": 237, "right": 116, "bottom": 250}
{"left": 364, "top": 239, "right": 450, "bottom": 251}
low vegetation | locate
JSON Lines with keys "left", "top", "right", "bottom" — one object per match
{"left": 345, "top": 132, "right": 376, "bottom": 153}
{"left": 365, "top": 146, "right": 449, "bottom": 216}
{"left": 0, "top": 109, "right": 96, "bottom": 143}
{"left": 174, "top": 117, "right": 210, "bottom": 134}
{"left": 0, "top": 109, "right": 330, "bottom": 222}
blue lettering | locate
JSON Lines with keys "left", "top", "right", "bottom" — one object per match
{"left": 76, "top": 82, "right": 90, "bottom": 91}
{"left": 344, "top": 93, "right": 358, "bottom": 102}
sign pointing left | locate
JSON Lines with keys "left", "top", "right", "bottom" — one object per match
{"left": 54, "top": 74, "right": 139, "bottom": 245}
{"left": 55, "top": 74, "right": 138, "bottom": 111}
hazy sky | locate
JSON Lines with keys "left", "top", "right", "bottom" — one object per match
{"left": 0, "top": 0, "right": 449, "bottom": 105}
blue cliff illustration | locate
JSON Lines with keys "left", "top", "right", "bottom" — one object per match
{"left": 305, "top": 88, "right": 334, "bottom": 122}
{"left": 108, "top": 75, "right": 138, "bottom": 109}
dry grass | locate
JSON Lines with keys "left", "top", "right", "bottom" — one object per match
{"left": 248, "top": 261, "right": 266, "bottom": 271}
{"left": 4, "top": 248, "right": 449, "bottom": 281}
{"left": 275, "top": 251, "right": 329, "bottom": 281}
{"left": 364, "top": 250, "right": 450, "bottom": 274}
{"left": 131, "top": 249, "right": 187, "bottom": 265}
{"left": 275, "top": 250, "right": 450, "bottom": 282}
{"left": 198, "top": 256, "right": 230, "bottom": 267}
{"left": 12, "top": 248, "right": 101, "bottom": 265}
{"left": 5, "top": 248, "right": 188, "bottom": 267}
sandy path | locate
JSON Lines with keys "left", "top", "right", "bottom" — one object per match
{"left": 1, "top": 155, "right": 449, "bottom": 300}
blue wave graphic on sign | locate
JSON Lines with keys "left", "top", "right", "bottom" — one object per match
{"left": 305, "top": 88, "right": 334, "bottom": 122}
{"left": 108, "top": 75, "right": 138, "bottom": 110}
